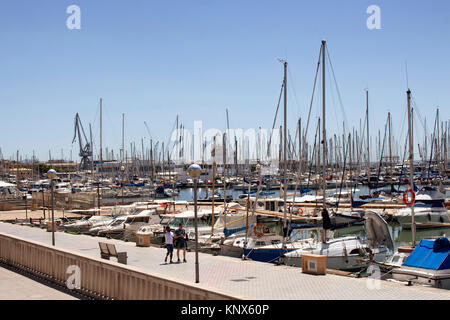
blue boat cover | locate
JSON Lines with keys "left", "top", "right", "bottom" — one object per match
{"left": 402, "top": 238, "right": 450, "bottom": 270}
{"left": 224, "top": 225, "right": 254, "bottom": 237}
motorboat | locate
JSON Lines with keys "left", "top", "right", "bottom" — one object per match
{"left": 61, "top": 215, "right": 113, "bottom": 233}
{"left": 393, "top": 187, "right": 449, "bottom": 228}
{"left": 197, "top": 192, "right": 233, "bottom": 203}
{"left": 54, "top": 182, "right": 72, "bottom": 194}
{"left": 391, "top": 237, "right": 450, "bottom": 289}
{"left": 283, "top": 235, "right": 375, "bottom": 271}
{"left": 87, "top": 215, "right": 128, "bottom": 236}
{"left": 98, "top": 205, "right": 160, "bottom": 240}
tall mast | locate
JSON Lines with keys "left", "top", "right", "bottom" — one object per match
{"left": 99, "top": 98, "right": 103, "bottom": 177}
{"left": 349, "top": 133, "right": 353, "bottom": 211}
{"left": 388, "top": 112, "right": 393, "bottom": 182}
{"left": 211, "top": 135, "right": 216, "bottom": 235}
{"left": 366, "top": 90, "right": 370, "bottom": 179}
{"left": 281, "top": 59, "right": 288, "bottom": 249}
{"left": 89, "top": 124, "right": 94, "bottom": 178}
{"left": 121, "top": 113, "right": 125, "bottom": 163}
{"left": 222, "top": 131, "right": 228, "bottom": 228}
{"left": 321, "top": 40, "right": 327, "bottom": 211}
{"left": 407, "top": 89, "right": 416, "bottom": 246}
{"left": 150, "top": 139, "right": 154, "bottom": 182}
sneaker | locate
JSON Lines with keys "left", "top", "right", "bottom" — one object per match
{"left": 183, "top": 259, "right": 187, "bottom": 263}
{"left": 177, "top": 259, "right": 181, "bottom": 262}
{"left": 169, "top": 260, "right": 173, "bottom": 264}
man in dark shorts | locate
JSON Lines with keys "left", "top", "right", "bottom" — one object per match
{"left": 174, "top": 223, "right": 187, "bottom": 263}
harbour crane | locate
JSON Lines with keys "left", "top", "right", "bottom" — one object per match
{"left": 72, "top": 113, "right": 92, "bottom": 171}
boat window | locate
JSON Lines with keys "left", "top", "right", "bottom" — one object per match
{"left": 349, "top": 249, "right": 360, "bottom": 255}
{"left": 111, "top": 220, "right": 124, "bottom": 226}
{"left": 271, "top": 240, "right": 281, "bottom": 244}
{"left": 255, "top": 241, "right": 265, "bottom": 246}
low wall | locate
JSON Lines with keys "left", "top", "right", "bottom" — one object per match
{"left": 0, "top": 233, "right": 237, "bottom": 300}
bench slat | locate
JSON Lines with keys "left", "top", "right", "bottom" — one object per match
{"left": 106, "top": 243, "right": 118, "bottom": 256}
{"left": 99, "top": 242, "right": 109, "bottom": 255}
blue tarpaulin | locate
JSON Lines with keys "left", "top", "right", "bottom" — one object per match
{"left": 402, "top": 238, "right": 450, "bottom": 271}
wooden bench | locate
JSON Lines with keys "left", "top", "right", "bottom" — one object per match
{"left": 99, "top": 242, "right": 127, "bottom": 264}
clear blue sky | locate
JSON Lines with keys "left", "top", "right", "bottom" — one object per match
{"left": 0, "top": 0, "right": 449, "bottom": 161}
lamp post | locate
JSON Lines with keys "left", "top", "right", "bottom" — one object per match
{"left": 188, "top": 163, "right": 202, "bottom": 283}
{"left": 47, "top": 169, "right": 57, "bottom": 246}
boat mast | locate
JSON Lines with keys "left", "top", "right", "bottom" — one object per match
{"left": 99, "top": 98, "right": 103, "bottom": 178}
{"left": 321, "top": 41, "right": 327, "bottom": 209}
{"left": 121, "top": 113, "right": 125, "bottom": 163}
{"left": 349, "top": 133, "right": 353, "bottom": 211}
{"left": 388, "top": 112, "right": 393, "bottom": 183}
{"left": 282, "top": 59, "right": 288, "bottom": 249}
{"left": 407, "top": 89, "right": 416, "bottom": 246}
{"left": 366, "top": 90, "right": 370, "bottom": 182}
{"left": 211, "top": 135, "right": 216, "bottom": 235}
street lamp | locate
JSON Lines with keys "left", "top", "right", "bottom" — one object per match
{"left": 187, "top": 163, "right": 202, "bottom": 283}
{"left": 47, "top": 169, "right": 57, "bottom": 246}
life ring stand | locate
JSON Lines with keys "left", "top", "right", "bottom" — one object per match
{"left": 403, "top": 189, "right": 415, "bottom": 206}
{"left": 297, "top": 208, "right": 304, "bottom": 216}
{"left": 253, "top": 223, "right": 265, "bottom": 237}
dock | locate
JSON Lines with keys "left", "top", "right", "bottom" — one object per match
{"left": 1, "top": 222, "right": 449, "bottom": 300}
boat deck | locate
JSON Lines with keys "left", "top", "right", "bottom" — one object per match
{"left": 0, "top": 222, "right": 449, "bottom": 300}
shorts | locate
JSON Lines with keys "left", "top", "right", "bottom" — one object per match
{"left": 166, "top": 244, "right": 173, "bottom": 253}
{"left": 176, "top": 239, "right": 186, "bottom": 249}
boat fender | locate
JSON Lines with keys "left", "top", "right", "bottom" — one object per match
{"left": 322, "top": 208, "right": 332, "bottom": 230}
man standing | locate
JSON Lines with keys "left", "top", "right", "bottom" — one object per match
{"left": 174, "top": 223, "right": 187, "bottom": 263}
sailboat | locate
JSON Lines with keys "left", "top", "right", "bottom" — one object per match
{"left": 280, "top": 211, "right": 392, "bottom": 271}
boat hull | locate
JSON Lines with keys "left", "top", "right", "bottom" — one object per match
{"left": 392, "top": 267, "right": 450, "bottom": 290}
{"left": 243, "top": 248, "right": 295, "bottom": 263}
{"left": 283, "top": 255, "right": 364, "bottom": 272}
{"left": 394, "top": 207, "right": 450, "bottom": 228}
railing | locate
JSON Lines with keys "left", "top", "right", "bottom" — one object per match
{"left": 0, "top": 233, "right": 238, "bottom": 300}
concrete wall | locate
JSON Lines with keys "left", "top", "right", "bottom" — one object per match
{"left": 0, "top": 233, "right": 237, "bottom": 300}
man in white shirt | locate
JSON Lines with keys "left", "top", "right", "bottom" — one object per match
{"left": 164, "top": 226, "right": 174, "bottom": 263}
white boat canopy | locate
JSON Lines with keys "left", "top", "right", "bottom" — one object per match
{"left": 0, "top": 181, "right": 16, "bottom": 188}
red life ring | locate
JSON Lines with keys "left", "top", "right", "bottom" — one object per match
{"left": 253, "top": 223, "right": 265, "bottom": 237}
{"left": 403, "top": 189, "right": 415, "bottom": 206}
{"left": 297, "top": 208, "right": 304, "bottom": 216}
